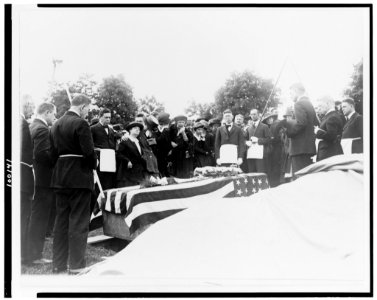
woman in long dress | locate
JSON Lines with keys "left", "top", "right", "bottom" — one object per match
{"left": 116, "top": 122, "right": 147, "bottom": 187}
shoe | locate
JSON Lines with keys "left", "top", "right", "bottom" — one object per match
{"left": 32, "top": 258, "right": 52, "bottom": 264}
{"left": 52, "top": 267, "right": 67, "bottom": 274}
{"left": 68, "top": 267, "right": 89, "bottom": 275}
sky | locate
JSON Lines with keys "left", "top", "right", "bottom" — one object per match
{"left": 15, "top": 6, "right": 368, "bottom": 116}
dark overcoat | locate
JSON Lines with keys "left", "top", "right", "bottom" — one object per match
{"left": 341, "top": 112, "right": 363, "bottom": 153}
{"left": 316, "top": 110, "right": 344, "bottom": 161}
{"left": 21, "top": 116, "right": 34, "bottom": 195}
{"left": 30, "top": 118, "right": 54, "bottom": 187}
{"left": 214, "top": 124, "right": 246, "bottom": 160}
{"left": 50, "top": 111, "right": 97, "bottom": 190}
{"left": 285, "top": 96, "right": 319, "bottom": 157}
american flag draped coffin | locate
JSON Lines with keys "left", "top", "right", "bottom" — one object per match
{"left": 97, "top": 173, "right": 269, "bottom": 235}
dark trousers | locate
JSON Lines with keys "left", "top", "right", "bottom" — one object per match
{"left": 247, "top": 159, "right": 266, "bottom": 173}
{"left": 21, "top": 191, "right": 32, "bottom": 263}
{"left": 27, "top": 187, "right": 54, "bottom": 261}
{"left": 53, "top": 189, "right": 91, "bottom": 271}
{"left": 291, "top": 154, "right": 313, "bottom": 174}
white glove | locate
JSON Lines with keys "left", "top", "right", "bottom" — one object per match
{"left": 314, "top": 126, "right": 319, "bottom": 134}
{"left": 237, "top": 158, "right": 243, "bottom": 166}
{"left": 246, "top": 141, "right": 252, "bottom": 147}
{"left": 250, "top": 136, "right": 258, "bottom": 143}
{"left": 216, "top": 158, "right": 221, "bottom": 165}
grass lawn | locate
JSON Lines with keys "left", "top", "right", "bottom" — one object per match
{"left": 21, "top": 228, "right": 125, "bottom": 275}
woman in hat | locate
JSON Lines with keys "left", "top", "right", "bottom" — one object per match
{"left": 170, "top": 115, "right": 194, "bottom": 178}
{"left": 116, "top": 122, "right": 147, "bottom": 187}
{"left": 193, "top": 122, "right": 214, "bottom": 168}
{"left": 262, "top": 111, "right": 284, "bottom": 187}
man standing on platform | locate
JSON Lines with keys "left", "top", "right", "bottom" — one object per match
{"left": 214, "top": 109, "right": 245, "bottom": 166}
{"left": 90, "top": 108, "right": 117, "bottom": 191}
{"left": 50, "top": 94, "right": 98, "bottom": 274}
{"left": 245, "top": 109, "right": 271, "bottom": 173}
{"left": 281, "top": 83, "right": 318, "bottom": 174}
{"left": 27, "top": 102, "right": 56, "bottom": 265}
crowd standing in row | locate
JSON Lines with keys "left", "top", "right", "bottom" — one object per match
{"left": 20, "top": 82, "right": 363, "bottom": 274}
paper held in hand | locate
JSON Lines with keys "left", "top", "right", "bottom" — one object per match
{"left": 247, "top": 143, "right": 264, "bottom": 159}
{"left": 99, "top": 149, "right": 116, "bottom": 172}
{"left": 219, "top": 144, "right": 238, "bottom": 164}
{"left": 341, "top": 138, "right": 361, "bottom": 155}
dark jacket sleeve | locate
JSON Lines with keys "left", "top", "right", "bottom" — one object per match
{"left": 33, "top": 126, "right": 53, "bottom": 166}
{"left": 316, "top": 115, "right": 342, "bottom": 142}
{"left": 116, "top": 141, "right": 131, "bottom": 164}
{"left": 214, "top": 127, "right": 221, "bottom": 159}
{"left": 257, "top": 125, "right": 271, "bottom": 145}
{"left": 237, "top": 128, "right": 246, "bottom": 158}
{"left": 77, "top": 120, "right": 97, "bottom": 169}
{"left": 285, "top": 101, "right": 308, "bottom": 137}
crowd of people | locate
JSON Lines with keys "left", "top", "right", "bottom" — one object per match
{"left": 20, "top": 82, "right": 363, "bottom": 274}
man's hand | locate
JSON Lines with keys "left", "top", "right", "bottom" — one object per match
{"left": 127, "top": 161, "right": 133, "bottom": 169}
{"left": 250, "top": 136, "right": 258, "bottom": 143}
{"left": 246, "top": 141, "right": 252, "bottom": 147}
{"left": 121, "top": 132, "right": 130, "bottom": 141}
{"left": 178, "top": 127, "right": 185, "bottom": 135}
{"left": 237, "top": 158, "right": 243, "bottom": 166}
{"left": 314, "top": 126, "right": 319, "bottom": 134}
{"left": 216, "top": 158, "right": 221, "bottom": 165}
{"left": 171, "top": 141, "right": 178, "bottom": 148}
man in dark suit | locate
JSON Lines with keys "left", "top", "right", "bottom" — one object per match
{"left": 27, "top": 102, "right": 56, "bottom": 264}
{"left": 281, "top": 83, "right": 319, "bottom": 173}
{"left": 314, "top": 96, "right": 343, "bottom": 161}
{"left": 341, "top": 97, "right": 363, "bottom": 154}
{"left": 90, "top": 108, "right": 117, "bottom": 190}
{"left": 50, "top": 94, "right": 98, "bottom": 274}
{"left": 20, "top": 104, "right": 34, "bottom": 264}
{"left": 245, "top": 109, "right": 271, "bottom": 173}
{"left": 214, "top": 109, "right": 245, "bottom": 166}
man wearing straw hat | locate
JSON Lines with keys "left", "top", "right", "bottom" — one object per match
{"left": 50, "top": 94, "right": 98, "bottom": 274}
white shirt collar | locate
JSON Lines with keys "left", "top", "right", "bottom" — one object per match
{"left": 35, "top": 116, "right": 48, "bottom": 126}
{"left": 68, "top": 109, "right": 80, "bottom": 116}
{"left": 347, "top": 111, "right": 356, "bottom": 120}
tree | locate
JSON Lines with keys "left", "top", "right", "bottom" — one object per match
{"left": 48, "top": 74, "right": 99, "bottom": 120}
{"left": 214, "top": 71, "right": 280, "bottom": 117}
{"left": 137, "top": 96, "right": 165, "bottom": 116}
{"left": 94, "top": 74, "right": 138, "bottom": 125}
{"left": 344, "top": 60, "right": 363, "bottom": 114}
{"left": 50, "top": 89, "right": 71, "bottom": 119}
{"left": 184, "top": 100, "right": 217, "bottom": 120}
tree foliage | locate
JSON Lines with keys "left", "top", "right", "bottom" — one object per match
{"left": 344, "top": 60, "right": 363, "bottom": 114}
{"left": 48, "top": 74, "right": 99, "bottom": 119}
{"left": 214, "top": 71, "right": 279, "bottom": 117}
{"left": 184, "top": 100, "right": 217, "bottom": 120}
{"left": 137, "top": 96, "right": 165, "bottom": 116}
{"left": 95, "top": 74, "right": 138, "bottom": 125}
{"left": 50, "top": 89, "right": 71, "bottom": 119}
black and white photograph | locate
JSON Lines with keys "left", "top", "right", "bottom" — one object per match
{"left": 5, "top": 2, "right": 372, "bottom": 297}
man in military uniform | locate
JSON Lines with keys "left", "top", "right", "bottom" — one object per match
{"left": 50, "top": 94, "right": 97, "bottom": 274}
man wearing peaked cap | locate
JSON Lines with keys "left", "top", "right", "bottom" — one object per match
{"left": 174, "top": 115, "right": 188, "bottom": 122}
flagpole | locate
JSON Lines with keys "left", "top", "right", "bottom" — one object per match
{"left": 254, "top": 57, "right": 288, "bottom": 132}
